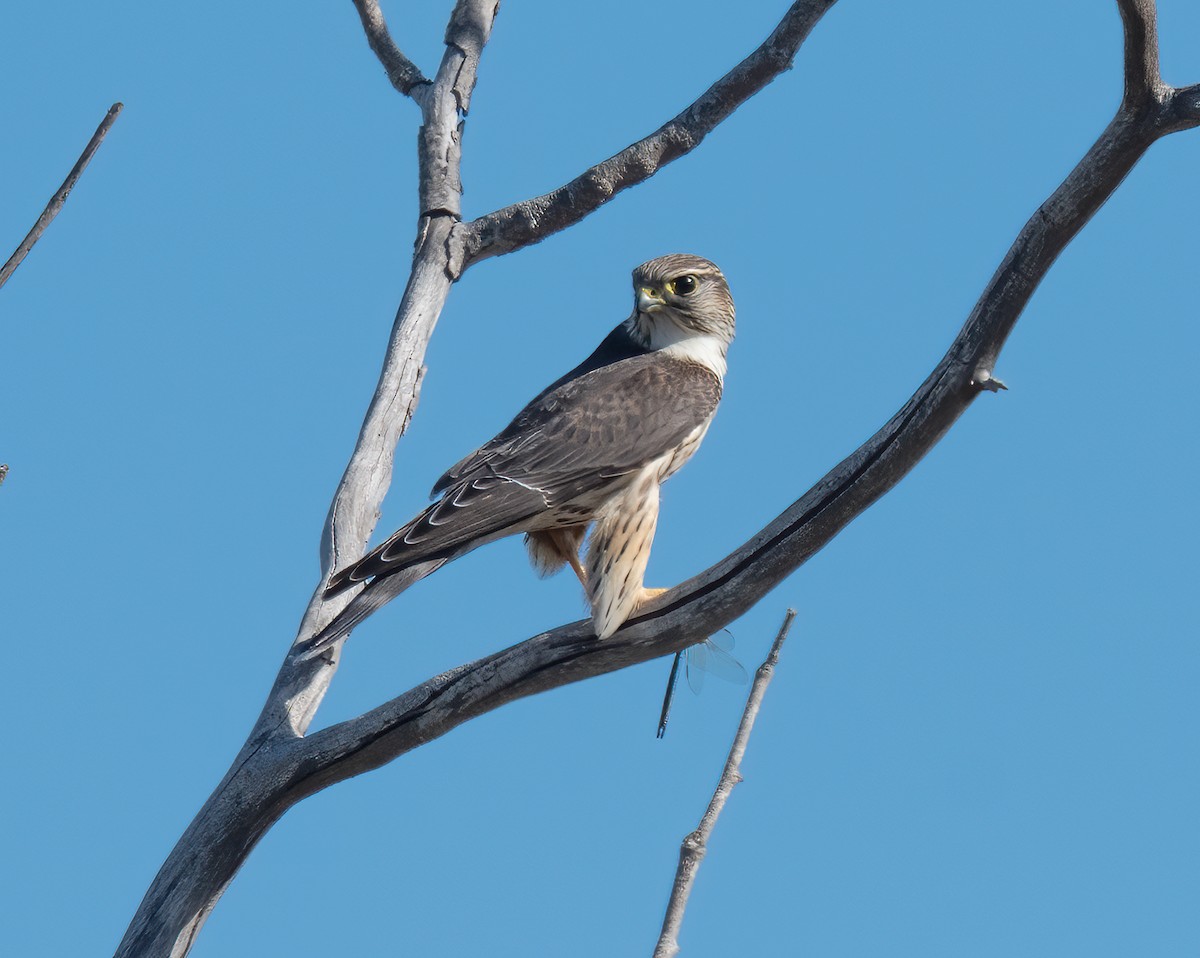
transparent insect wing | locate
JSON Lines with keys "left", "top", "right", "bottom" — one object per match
{"left": 685, "top": 642, "right": 708, "bottom": 695}
{"left": 684, "top": 634, "right": 748, "bottom": 694}
{"left": 659, "top": 633, "right": 749, "bottom": 737}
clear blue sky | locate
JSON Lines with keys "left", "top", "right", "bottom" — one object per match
{"left": 3, "top": 2, "right": 1198, "bottom": 955}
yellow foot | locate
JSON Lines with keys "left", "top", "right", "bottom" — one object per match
{"left": 566, "top": 554, "right": 588, "bottom": 589}
{"left": 546, "top": 529, "right": 587, "bottom": 588}
{"left": 637, "top": 586, "right": 670, "bottom": 607}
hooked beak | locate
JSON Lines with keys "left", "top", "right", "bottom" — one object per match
{"left": 637, "top": 286, "right": 665, "bottom": 313}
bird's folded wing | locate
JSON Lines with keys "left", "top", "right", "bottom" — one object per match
{"left": 433, "top": 353, "right": 721, "bottom": 499}
{"left": 326, "top": 354, "right": 720, "bottom": 594}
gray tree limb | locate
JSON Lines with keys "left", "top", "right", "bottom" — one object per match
{"left": 459, "top": 0, "right": 838, "bottom": 268}
{"left": 113, "top": 4, "right": 499, "bottom": 954}
{"left": 0, "top": 102, "right": 122, "bottom": 292}
{"left": 351, "top": 0, "right": 431, "bottom": 101}
{"left": 653, "top": 610, "right": 797, "bottom": 958}
{"left": 114, "top": 1, "right": 1199, "bottom": 955}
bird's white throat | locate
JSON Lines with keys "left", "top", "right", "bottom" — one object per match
{"left": 629, "top": 313, "right": 728, "bottom": 379}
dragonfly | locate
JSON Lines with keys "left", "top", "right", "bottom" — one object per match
{"left": 656, "top": 630, "right": 748, "bottom": 738}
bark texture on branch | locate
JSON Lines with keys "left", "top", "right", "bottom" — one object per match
{"left": 351, "top": 0, "right": 431, "bottom": 100}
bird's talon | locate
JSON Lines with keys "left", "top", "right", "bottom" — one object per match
{"left": 638, "top": 587, "right": 670, "bottom": 606}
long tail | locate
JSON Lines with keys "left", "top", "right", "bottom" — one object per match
{"left": 300, "top": 472, "right": 544, "bottom": 658}
{"left": 299, "top": 557, "right": 449, "bottom": 659}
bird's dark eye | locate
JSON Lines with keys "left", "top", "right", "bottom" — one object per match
{"left": 673, "top": 275, "right": 698, "bottom": 296}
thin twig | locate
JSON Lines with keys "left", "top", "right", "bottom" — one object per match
{"left": 0, "top": 102, "right": 122, "bottom": 292}
{"left": 653, "top": 610, "right": 797, "bottom": 958}
{"left": 351, "top": 0, "right": 431, "bottom": 100}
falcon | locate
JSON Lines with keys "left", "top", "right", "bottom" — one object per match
{"left": 306, "top": 253, "right": 735, "bottom": 655}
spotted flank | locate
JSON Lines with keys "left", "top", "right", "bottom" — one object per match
{"left": 585, "top": 463, "right": 663, "bottom": 639}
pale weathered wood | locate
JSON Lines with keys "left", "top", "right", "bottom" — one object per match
{"left": 112, "top": 3, "right": 497, "bottom": 953}
{"left": 653, "top": 610, "right": 797, "bottom": 958}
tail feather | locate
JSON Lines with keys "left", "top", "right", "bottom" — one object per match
{"left": 323, "top": 507, "right": 439, "bottom": 599}
{"left": 300, "top": 557, "right": 449, "bottom": 659}
{"left": 325, "top": 477, "right": 545, "bottom": 598}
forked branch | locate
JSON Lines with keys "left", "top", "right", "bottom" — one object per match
{"left": 254, "top": 0, "right": 500, "bottom": 745}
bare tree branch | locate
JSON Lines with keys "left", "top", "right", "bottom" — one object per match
{"left": 1114, "top": 0, "right": 1200, "bottom": 128}
{"left": 351, "top": 0, "right": 432, "bottom": 101}
{"left": 653, "top": 610, "right": 796, "bottom": 958}
{"left": 114, "top": 2, "right": 1200, "bottom": 955}
{"left": 459, "top": 0, "right": 838, "bottom": 267}
{"left": 112, "top": 5, "right": 502, "bottom": 955}
{"left": 1118, "top": 0, "right": 1163, "bottom": 102}
{"left": 418, "top": 0, "right": 498, "bottom": 219}
{"left": 1170, "top": 83, "right": 1200, "bottom": 125}
{"left": 0, "top": 102, "right": 122, "bottom": 292}
{"left": 270, "top": 0, "right": 499, "bottom": 740}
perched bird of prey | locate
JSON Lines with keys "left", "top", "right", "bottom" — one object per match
{"left": 305, "top": 253, "right": 735, "bottom": 655}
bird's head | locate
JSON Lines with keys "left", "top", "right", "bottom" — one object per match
{"left": 628, "top": 254, "right": 736, "bottom": 353}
